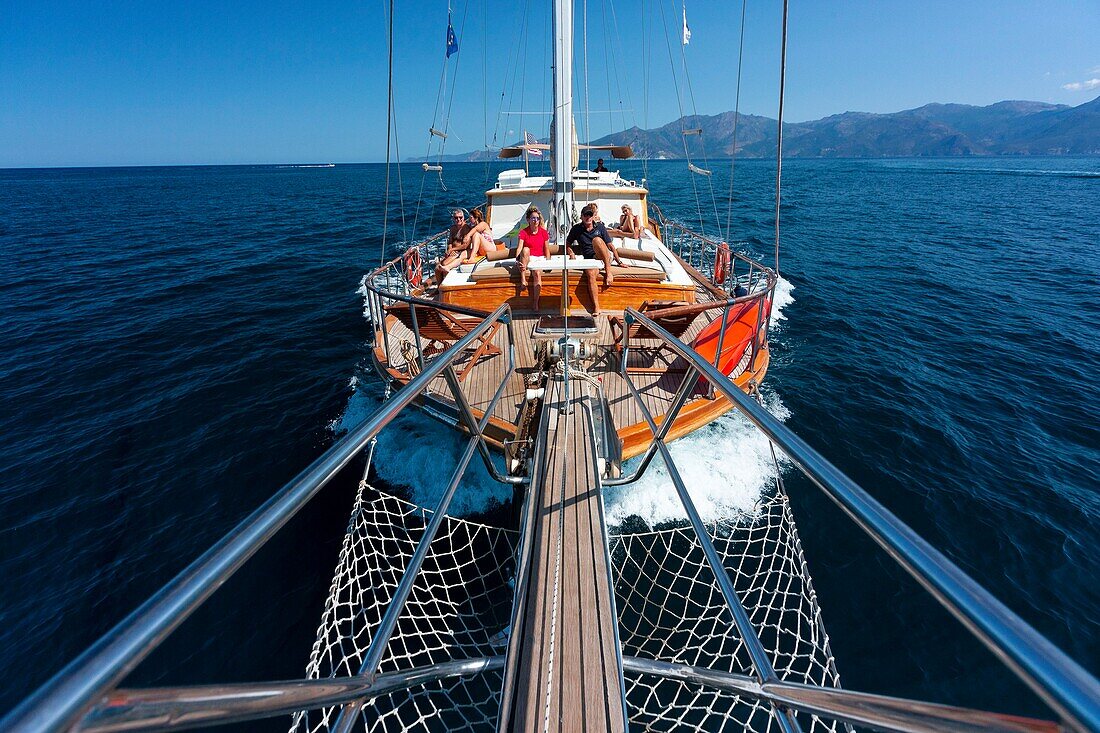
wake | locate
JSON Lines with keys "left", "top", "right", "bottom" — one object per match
{"left": 333, "top": 277, "right": 797, "bottom": 522}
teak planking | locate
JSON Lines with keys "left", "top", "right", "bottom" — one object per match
{"left": 503, "top": 379, "right": 627, "bottom": 732}
{"left": 372, "top": 310, "right": 770, "bottom": 460}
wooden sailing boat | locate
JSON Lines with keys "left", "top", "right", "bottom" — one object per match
{"left": 7, "top": 3, "right": 1096, "bottom": 732}
{"left": 364, "top": 26, "right": 777, "bottom": 465}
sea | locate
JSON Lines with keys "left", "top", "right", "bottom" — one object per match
{"left": 1, "top": 158, "right": 1097, "bottom": 726}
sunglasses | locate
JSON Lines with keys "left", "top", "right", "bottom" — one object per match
{"left": 528, "top": 214, "right": 541, "bottom": 220}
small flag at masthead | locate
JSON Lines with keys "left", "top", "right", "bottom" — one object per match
{"left": 446, "top": 13, "right": 459, "bottom": 57}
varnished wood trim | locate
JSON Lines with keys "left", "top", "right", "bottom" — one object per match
{"left": 618, "top": 347, "right": 770, "bottom": 460}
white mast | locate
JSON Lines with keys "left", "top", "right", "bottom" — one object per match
{"left": 550, "top": 0, "right": 574, "bottom": 240}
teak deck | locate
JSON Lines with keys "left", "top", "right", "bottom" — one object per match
{"left": 366, "top": 257, "right": 771, "bottom": 731}
{"left": 372, "top": 307, "right": 769, "bottom": 460}
{"left": 501, "top": 378, "right": 627, "bottom": 732}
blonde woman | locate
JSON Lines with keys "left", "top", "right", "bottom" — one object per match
{"left": 618, "top": 204, "right": 642, "bottom": 239}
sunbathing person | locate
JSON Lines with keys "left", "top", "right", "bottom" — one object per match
{"left": 516, "top": 206, "right": 548, "bottom": 309}
{"left": 618, "top": 204, "right": 642, "bottom": 239}
{"left": 434, "top": 209, "right": 473, "bottom": 282}
{"left": 461, "top": 207, "right": 500, "bottom": 259}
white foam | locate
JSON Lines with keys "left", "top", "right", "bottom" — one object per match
{"left": 339, "top": 273, "right": 797, "bottom": 522}
{"left": 603, "top": 389, "right": 791, "bottom": 526}
{"left": 331, "top": 382, "right": 512, "bottom": 516}
{"left": 604, "top": 278, "right": 795, "bottom": 526}
{"left": 770, "top": 275, "right": 794, "bottom": 326}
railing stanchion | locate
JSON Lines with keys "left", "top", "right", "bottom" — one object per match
{"left": 710, "top": 301, "right": 733, "bottom": 399}
{"left": 620, "top": 307, "right": 1100, "bottom": 733}
{"left": 330, "top": 432, "right": 483, "bottom": 733}
{"left": 408, "top": 303, "right": 427, "bottom": 375}
{"left": 1, "top": 304, "right": 512, "bottom": 733}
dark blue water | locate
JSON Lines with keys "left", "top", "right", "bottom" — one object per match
{"left": 1, "top": 159, "right": 1097, "bottom": 724}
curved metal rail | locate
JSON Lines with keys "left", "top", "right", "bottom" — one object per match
{"left": 616, "top": 307, "right": 1100, "bottom": 733}
{"left": 5, "top": 299, "right": 1096, "bottom": 733}
{"left": 1, "top": 304, "right": 517, "bottom": 733}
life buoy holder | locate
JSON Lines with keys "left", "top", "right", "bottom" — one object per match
{"left": 403, "top": 247, "right": 422, "bottom": 288}
{"left": 713, "top": 241, "right": 731, "bottom": 284}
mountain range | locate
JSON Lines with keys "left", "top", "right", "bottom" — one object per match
{"left": 426, "top": 96, "right": 1100, "bottom": 161}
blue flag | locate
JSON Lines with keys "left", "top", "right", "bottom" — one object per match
{"left": 446, "top": 15, "right": 458, "bottom": 57}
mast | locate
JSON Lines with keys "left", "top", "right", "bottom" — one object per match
{"left": 550, "top": 0, "right": 574, "bottom": 240}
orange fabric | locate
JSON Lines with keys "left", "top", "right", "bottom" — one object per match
{"left": 691, "top": 299, "right": 767, "bottom": 375}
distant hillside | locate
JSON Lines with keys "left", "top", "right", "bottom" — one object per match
{"left": 419, "top": 96, "right": 1100, "bottom": 161}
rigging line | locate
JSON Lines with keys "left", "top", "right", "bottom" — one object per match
{"left": 393, "top": 96, "right": 408, "bottom": 243}
{"left": 488, "top": 0, "right": 531, "bottom": 159}
{"left": 583, "top": 0, "right": 591, "bottom": 172}
{"left": 600, "top": 0, "right": 614, "bottom": 137}
{"left": 540, "top": 0, "right": 549, "bottom": 175}
{"left": 724, "top": 0, "right": 748, "bottom": 243}
{"left": 482, "top": 2, "right": 490, "bottom": 181}
{"left": 774, "top": 0, "right": 788, "bottom": 276}
{"left": 412, "top": 0, "right": 459, "bottom": 240}
{"left": 502, "top": 0, "right": 534, "bottom": 151}
{"left": 518, "top": 0, "right": 532, "bottom": 156}
{"left": 438, "top": 0, "right": 472, "bottom": 161}
{"left": 411, "top": 155, "right": 429, "bottom": 242}
{"left": 379, "top": 0, "right": 396, "bottom": 266}
{"left": 640, "top": 0, "right": 650, "bottom": 181}
{"left": 677, "top": 0, "right": 722, "bottom": 237}
{"left": 605, "top": 0, "right": 632, "bottom": 145}
{"left": 657, "top": 0, "right": 705, "bottom": 235}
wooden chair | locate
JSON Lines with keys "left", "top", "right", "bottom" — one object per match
{"left": 608, "top": 300, "right": 696, "bottom": 373}
{"left": 386, "top": 303, "right": 502, "bottom": 381}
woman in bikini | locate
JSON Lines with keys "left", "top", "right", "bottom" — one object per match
{"left": 618, "top": 204, "right": 642, "bottom": 239}
{"left": 461, "top": 207, "right": 499, "bottom": 259}
{"left": 516, "top": 206, "right": 549, "bottom": 309}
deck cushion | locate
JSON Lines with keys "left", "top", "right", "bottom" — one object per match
{"left": 617, "top": 247, "right": 656, "bottom": 262}
{"left": 467, "top": 263, "right": 665, "bottom": 283}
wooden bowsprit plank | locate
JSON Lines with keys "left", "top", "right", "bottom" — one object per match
{"left": 502, "top": 378, "right": 627, "bottom": 732}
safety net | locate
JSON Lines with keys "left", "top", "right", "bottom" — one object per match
{"left": 291, "top": 480, "right": 842, "bottom": 732}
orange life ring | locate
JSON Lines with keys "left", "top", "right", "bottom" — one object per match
{"left": 713, "top": 241, "right": 731, "bottom": 284}
{"left": 403, "top": 247, "right": 422, "bottom": 288}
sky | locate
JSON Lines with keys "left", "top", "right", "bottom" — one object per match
{"left": 1, "top": 0, "right": 1097, "bottom": 167}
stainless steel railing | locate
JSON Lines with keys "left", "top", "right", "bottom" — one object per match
{"left": 649, "top": 201, "right": 775, "bottom": 301}
{"left": 360, "top": 230, "right": 501, "bottom": 382}
{"left": 8, "top": 246, "right": 1097, "bottom": 733}
{"left": 612, "top": 307, "right": 1100, "bottom": 733}
{"left": 1, "top": 304, "right": 518, "bottom": 733}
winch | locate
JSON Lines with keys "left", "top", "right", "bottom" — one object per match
{"left": 531, "top": 314, "right": 599, "bottom": 367}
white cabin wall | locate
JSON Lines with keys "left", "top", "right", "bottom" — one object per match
{"left": 487, "top": 169, "right": 649, "bottom": 247}
{"left": 487, "top": 189, "right": 555, "bottom": 247}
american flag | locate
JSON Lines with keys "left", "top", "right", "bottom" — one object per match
{"left": 525, "top": 131, "right": 543, "bottom": 157}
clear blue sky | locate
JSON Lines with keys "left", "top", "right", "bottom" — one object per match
{"left": 1, "top": 0, "right": 1097, "bottom": 167}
